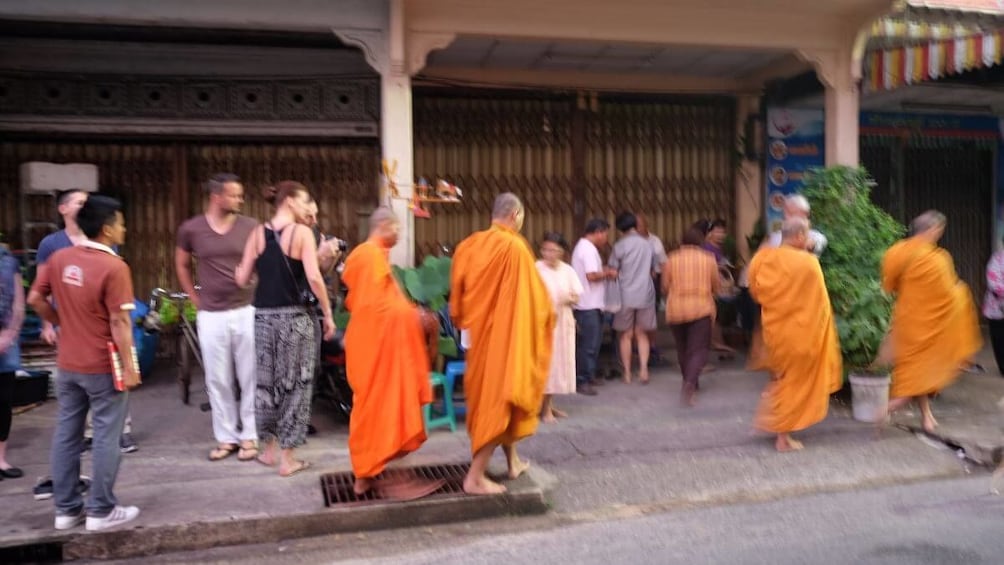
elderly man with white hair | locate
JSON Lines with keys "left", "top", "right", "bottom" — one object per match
{"left": 765, "top": 194, "right": 828, "bottom": 256}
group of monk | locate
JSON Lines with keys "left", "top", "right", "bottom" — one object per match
{"left": 341, "top": 188, "right": 982, "bottom": 499}
{"left": 749, "top": 205, "right": 981, "bottom": 453}
{"left": 341, "top": 193, "right": 552, "bottom": 498}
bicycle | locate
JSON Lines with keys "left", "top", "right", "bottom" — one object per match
{"left": 143, "top": 288, "right": 206, "bottom": 407}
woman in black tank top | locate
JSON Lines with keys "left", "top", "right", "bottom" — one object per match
{"left": 235, "top": 181, "right": 335, "bottom": 477}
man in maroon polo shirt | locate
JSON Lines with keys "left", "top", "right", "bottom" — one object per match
{"left": 28, "top": 195, "right": 142, "bottom": 532}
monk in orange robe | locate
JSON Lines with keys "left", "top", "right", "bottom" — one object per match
{"left": 451, "top": 192, "right": 555, "bottom": 495}
{"left": 882, "top": 210, "right": 982, "bottom": 432}
{"left": 749, "top": 217, "right": 842, "bottom": 452}
{"left": 342, "top": 207, "right": 439, "bottom": 499}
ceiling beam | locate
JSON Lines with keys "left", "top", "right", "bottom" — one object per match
{"left": 408, "top": 0, "right": 897, "bottom": 52}
{"left": 416, "top": 65, "right": 741, "bottom": 94}
{"left": 739, "top": 54, "right": 815, "bottom": 91}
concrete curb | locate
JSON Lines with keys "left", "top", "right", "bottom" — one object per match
{"left": 4, "top": 467, "right": 555, "bottom": 561}
{"left": 897, "top": 424, "right": 1003, "bottom": 467}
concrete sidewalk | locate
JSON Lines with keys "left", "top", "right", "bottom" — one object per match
{"left": 1, "top": 338, "right": 999, "bottom": 560}
{"left": 889, "top": 345, "right": 1004, "bottom": 467}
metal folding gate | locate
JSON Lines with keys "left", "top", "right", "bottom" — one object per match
{"left": 861, "top": 137, "right": 994, "bottom": 299}
{"left": 0, "top": 141, "right": 379, "bottom": 297}
{"left": 412, "top": 91, "right": 736, "bottom": 256}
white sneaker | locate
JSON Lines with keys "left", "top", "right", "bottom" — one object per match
{"left": 85, "top": 505, "right": 140, "bottom": 532}
{"left": 54, "top": 510, "right": 85, "bottom": 530}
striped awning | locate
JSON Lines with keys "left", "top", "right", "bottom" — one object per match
{"left": 865, "top": 28, "right": 1004, "bottom": 90}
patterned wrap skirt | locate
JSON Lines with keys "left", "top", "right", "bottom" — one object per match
{"left": 254, "top": 306, "right": 317, "bottom": 449}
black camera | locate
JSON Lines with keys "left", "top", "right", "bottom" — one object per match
{"left": 323, "top": 234, "right": 348, "bottom": 252}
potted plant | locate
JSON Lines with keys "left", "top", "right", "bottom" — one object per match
{"left": 801, "top": 166, "right": 905, "bottom": 423}
{"left": 334, "top": 255, "right": 457, "bottom": 358}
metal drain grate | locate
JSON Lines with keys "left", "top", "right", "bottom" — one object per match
{"left": 321, "top": 463, "right": 470, "bottom": 507}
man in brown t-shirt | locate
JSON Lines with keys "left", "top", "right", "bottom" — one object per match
{"left": 175, "top": 173, "right": 259, "bottom": 462}
{"left": 28, "top": 195, "right": 141, "bottom": 532}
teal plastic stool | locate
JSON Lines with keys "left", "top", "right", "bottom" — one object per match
{"left": 423, "top": 372, "right": 457, "bottom": 432}
{"left": 443, "top": 361, "right": 466, "bottom": 417}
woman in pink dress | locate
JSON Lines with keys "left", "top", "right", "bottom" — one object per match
{"left": 536, "top": 232, "right": 584, "bottom": 423}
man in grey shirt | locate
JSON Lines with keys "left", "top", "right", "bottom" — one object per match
{"left": 609, "top": 211, "right": 657, "bottom": 384}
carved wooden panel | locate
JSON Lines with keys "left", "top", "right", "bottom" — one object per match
{"left": 0, "top": 72, "right": 379, "bottom": 124}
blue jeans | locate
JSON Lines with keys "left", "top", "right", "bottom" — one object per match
{"left": 0, "top": 341, "right": 18, "bottom": 371}
{"left": 574, "top": 309, "right": 603, "bottom": 385}
{"left": 51, "top": 370, "right": 129, "bottom": 518}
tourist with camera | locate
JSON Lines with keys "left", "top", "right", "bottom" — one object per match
{"left": 235, "top": 181, "right": 334, "bottom": 478}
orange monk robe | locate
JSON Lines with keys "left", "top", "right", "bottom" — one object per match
{"left": 882, "top": 238, "right": 982, "bottom": 398}
{"left": 342, "top": 239, "right": 432, "bottom": 478}
{"left": 450, "top": 223, "right": 555, "bottom": 455}
{"left": 749, "top": 246, "right": 843, "bottom": 433}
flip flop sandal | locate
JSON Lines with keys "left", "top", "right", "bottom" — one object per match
{"left": 237, "top": 443, "right": 259, "bottom": 462}
{"left": 208, "top": 444, "right": 239, "bottom": 462}
{"left": 280, "top": 460, "right": 312, "bottom": 477}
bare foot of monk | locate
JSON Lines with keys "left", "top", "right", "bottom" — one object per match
{"left": 622, "top": 373, "right": 633, "bottom": 384}
{"left": 542, "top": 411, "right": 557, "bottom": 424}
{"left": 922, "top": 414, "right": 939, "bottom": 434}
{"left": 507, "top": 457, "right": 531, "bottom": 480}
{"left": 353, "top": 476, "right": 373, "bottom": 496}
{"left": 463, "top": 474, "right": 507, "bottom": 495}
{"left": 775, "top": 434, "right": 804, "bottom": 452}
{"left": 552, "top": 407, "right": 568, "bottom": 419}
{"left": 639, "top": 370, "right": 650, "bottom": 385}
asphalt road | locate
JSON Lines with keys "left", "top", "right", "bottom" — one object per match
{"left": 122, "top": 474, "right": 1004, "bottom": 565}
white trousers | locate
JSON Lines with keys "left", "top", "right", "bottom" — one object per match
{"left": 197, "top": 305, "right": 257, "bottom": 444}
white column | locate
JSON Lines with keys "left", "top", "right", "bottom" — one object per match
{"left": 381, "top": 70, "right": 415, "bottom": 266}
{"left": 335, "top": 0, "right": 417, "bottom": 267}
{"left": 801, "top": 47, "right": 861, "bottom": 167}
{"left": 824, "top": 75, "right": 860, "bottom": 167}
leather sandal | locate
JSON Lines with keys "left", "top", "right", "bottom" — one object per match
{"left": 208, "top": 444, "right": 239, "bottom": 461}
{"left": 237, "top": 441, "right": 259, "bottom": 462}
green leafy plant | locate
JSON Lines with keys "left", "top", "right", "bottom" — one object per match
{"left": 396, "top": 255, "right": 452, "bottom": 313}
{"left": 157, "top": 299, "right": 197, "bottom": 327}
{"left": 801, "top": 166, "right": 905, "bottom": 373}
{"left": 336, "top": 255, "right": 455, "bottom": 356}
{"left": 745, "top": 217, "right": 768, "bottom": 255}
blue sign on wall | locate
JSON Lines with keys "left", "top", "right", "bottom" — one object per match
{"left": 764, "top": 108, "right": 825, "bottom": 232}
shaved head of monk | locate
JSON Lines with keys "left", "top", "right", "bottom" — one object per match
{"left": 369, "top": 206, "right": 401, "bottom": 248}
{"left": 910, "top": 210, "right": 947, "bottom": 243}
{"left": 492, "top": 192, "right": 525, "bottom": 231}
{"left": 780, "top": 217, "right": 810, "bottom": 250}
